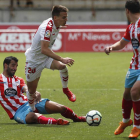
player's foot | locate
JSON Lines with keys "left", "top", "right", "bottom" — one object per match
{"left": 114, "top": 119, "right": 133, "bottom": 135}
{"left": 73, "top": 116, "right": 86, "bottom": 122}
{"left": 129, "top": 127, "right": 140, "bottom": 139}
{"left": 57, "top": 118, "right": 70, "bottom": 125}
{"left": 63, "top": 87, "right": 76, "bottom": 102}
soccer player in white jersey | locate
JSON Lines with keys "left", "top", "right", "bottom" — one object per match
{"left": 105, "top": 0, "right": 140, "bottom": 138}
{"left": 0, "top": 56, "right": 86, "bottom": 125}
{"left": 25, "top": 5, "right": 76, "bottom": 112}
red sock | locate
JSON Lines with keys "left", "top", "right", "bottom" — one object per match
{"left": 133, "top": 100, "right": 140, "bottom": 125}
{"left": 122, "top": 98, "right": 132, "bottom": 119}
{"left": 61, "top": 107, "right": 78, "bottom": 121}
{"left": 37, "top": 115, "right": 57, "bottom": 125}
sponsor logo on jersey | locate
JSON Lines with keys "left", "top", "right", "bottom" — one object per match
{"left": 45, "top": 30, "right": 51, "bottom": 38}
{"left": 4, "top": 87, "right": 17, "bottom": 96}
{"left": 131, "top": 38, "right": 139, "bottom": 49}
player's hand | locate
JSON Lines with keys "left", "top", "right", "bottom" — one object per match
{"left": 104, "top": 47, "right": 112, "bottom": 55}
{"left": 34, "top": 91, "right": 41, "bottom": 103}
{"left": 61, "top": 57, "right": 75, "bottom": 67}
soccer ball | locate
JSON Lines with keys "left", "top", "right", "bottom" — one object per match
{"left": 86, "top": 110, "right": 102, "bottom": 126}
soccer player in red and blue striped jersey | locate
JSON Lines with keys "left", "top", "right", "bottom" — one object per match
{"left": 0, "top": 56, "right": 85, "bottom": 125}
{"left": 105, "top": 0, "right": 140, "bottom": 138}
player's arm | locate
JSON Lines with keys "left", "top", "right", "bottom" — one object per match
{"left": 104, "top": 38, "right": 129, "bottom": 55}
{"left": 41, "top": 40, "right": 63, "bottom": 61}
{"left": 22, "top": 85, "right": 28, "bottom": 94}
{"left": 41, "top": 40, "right": 74, "bottom": 66}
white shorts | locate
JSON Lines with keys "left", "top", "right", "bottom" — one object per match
{"left": 25, "top": 57, "right": 53, "bottom": 82}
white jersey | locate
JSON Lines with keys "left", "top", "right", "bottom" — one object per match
{"left": 25, "top": 18, "right": 60, "bottom": 64}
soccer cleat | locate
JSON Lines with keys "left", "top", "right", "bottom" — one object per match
{"left": 57, "top": 118, "right": 70, "bottom": 125}
{"left": 73, "top": 116, "right": 86, "bottom": 122}
{"left": 129, "top": 127, "right": 140, "bottom": 139}
{"left": 114, "top": 119, "right": 133, "bottom": 135}
{"left": 63, "top": 88, "right": 76, "bottom": 102}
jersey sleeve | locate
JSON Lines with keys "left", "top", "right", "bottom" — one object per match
{"left": 19, "top": 78, "right": 26, "bottom": 91}
{"left": 40, "top": 21, "right": 53, "bottom": 42}
{"left": 122, "top": 25, "right": 131, "bottom": 42}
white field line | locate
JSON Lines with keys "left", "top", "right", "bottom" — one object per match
{"left": 38, "top": 88, "right": 120, "bottom": 91}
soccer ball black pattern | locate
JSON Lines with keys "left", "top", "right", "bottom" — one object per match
{"left": 86, "top": 110, "right": 102, "bottom": 126}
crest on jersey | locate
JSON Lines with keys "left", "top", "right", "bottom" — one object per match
{"left": 45, "top": 30, "right": 51, "bottom": 38}
{"left": 4, "top": 88, "right": 17, "bottom": 96}
{"left": 131, "top": 38, "right": 139, "bottom": 49}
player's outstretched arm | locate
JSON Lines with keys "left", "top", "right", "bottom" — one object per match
{"left": 104, "top": 46, "right": 112, "bottom": 55}
{"left": 104, "top": 39, "right": 129, "bottom": 55}
{"left": 41, "top": 40, "right": 74, "bottom": 66}
{"left": 41, "top": 40, "right": 63, "bottom": 60}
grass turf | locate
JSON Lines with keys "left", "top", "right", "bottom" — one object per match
{"left": 0, "top": 52, "right": 134, "bottom": 140}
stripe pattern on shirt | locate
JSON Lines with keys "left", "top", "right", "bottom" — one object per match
{"left": 129, "top": 18, "right": 140, "bottom": 69}
{"left": 0, "top": 74, "right": 28, "bottom": 119}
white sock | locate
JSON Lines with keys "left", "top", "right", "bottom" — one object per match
{"left": 59, "top": 67, "right": 68, "bottom": 88}
{"left": 122, "top": 118, "right": 130, "bottom": 123}
{"left": 133, "top": 125, "right": 140, "bottom": 129}
{"left": 26, "top": 91, "right": 35, "bottom": 111}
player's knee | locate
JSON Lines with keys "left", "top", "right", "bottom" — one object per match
{"left": 26, "top": 112, "right": 38, "bottom": 124}
{"left": 123, "top": 89, "right": 131, "bottom": 100}
{"left": 60, "top": 105, "right": 67, "bottom": 113}
{"left": 130, "top": 88, "right": 139, "bottom": 100}
{"left": 58, "top": 64, "right": 66, "bottom": 70}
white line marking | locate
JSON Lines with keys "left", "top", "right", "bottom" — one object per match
{"left": 38, "top": 88, "right": 120, "bottom": 91}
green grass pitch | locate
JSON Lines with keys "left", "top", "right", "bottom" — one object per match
{"left": 0, "top": 52, "right": 134, "bottom": 140}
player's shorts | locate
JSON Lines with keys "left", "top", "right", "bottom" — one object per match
{"left": 25, "top": 57, "right": 53, "bottom": 82}
{"left": 14, "top": 98, "right": 50, "bottom": 124}
{"left": 125, "top": 69, "right": 140, "bottom": 88}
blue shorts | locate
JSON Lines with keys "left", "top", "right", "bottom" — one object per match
{"left": 14, "top": 98, "right": 50, "bottom": 124}
{"left": 125, "top": 69, "right": 140, "bottom": 88}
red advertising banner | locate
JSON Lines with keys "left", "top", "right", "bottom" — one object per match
{"left": 0, "top": 24, "right": 132, "bottom": 52}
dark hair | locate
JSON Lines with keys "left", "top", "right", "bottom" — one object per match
{"left": 52, "top": 5, "right": 68, "bottom": 18}
{"left": 125, "top": 0, "right": 140, "bottom": 13}
{"left": 3, "top": 56, "right": 18, "bottom": 68}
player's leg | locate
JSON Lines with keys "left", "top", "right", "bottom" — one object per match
{"left": 14, "top": 102, "right": 69, "bottom": 125}
{"left": 114, "top": 88, "right": 133, "bottom": 135}
{"left": 44, "top": 100, "right": 86, "bottom": 122}
{"left": 50, "top": 59, "right": 76, "bottom": 102}
{"left": 26, "top": 77, "right": 40, "bottom": 111}
{"left": 122, "top": 88, "right": 133, "bottom": 123}
{"left": 114, "top": 69, "right": 136, "bottom": 135}
{"left": 25, "top": 62, "right": 42, "bottom": 111}
{"left": 25, "top": 112, "right": 69, "bottom": 125}
{"left": 129, "top": 80, "right": 140, "bottom": 138}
